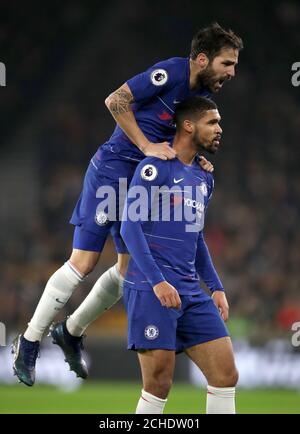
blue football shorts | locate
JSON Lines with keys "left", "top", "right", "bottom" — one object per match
{"left": 123, "top": 287, "right": 229, "bottom": 353}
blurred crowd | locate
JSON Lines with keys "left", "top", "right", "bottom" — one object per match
{"left": 1, "top": 0, "right": 300, "bottom": 342}
{"left": 0, "top": 1, "right": 103, "bottom": 142}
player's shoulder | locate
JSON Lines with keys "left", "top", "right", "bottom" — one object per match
{"left": 152, "top": 57, "right": 187, "bottom": 68}
{"left": 138, "top": 156, "right": 171, "bottom": 172}
{"left": 150, "top": 57, "right": 188, "bottom": 80}
{"left": 137, "top": 157, "right": 171, "bottom": 183}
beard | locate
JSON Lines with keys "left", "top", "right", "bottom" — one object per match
{"left": 196, "top": 66, "right": 215, "bottom": 89}
{"left": 200, "top": 144, "right": 218, "bottom": 154}
{"left": 193, "top": 129, "right": 220, "bottom": 154}
{"left": 196, "top": 65, "right": 227, "bottom": 93}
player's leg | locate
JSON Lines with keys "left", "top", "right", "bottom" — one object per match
{"left": 50, "top": 151, "right": 135, "bottom": 377}
{"left": 48, "top": 224, "right": 112, "bottom": 379}
{"left": 178, "top": 293, "right": 238, "bottom": 414}
{"left": 50, "top": 177, "right": 131, "bottom": 377}
{"left": 26, "top": 246, "right": 101, "bottom": 341}
{"left": 123, "top": 287, "right": 179, "bottom": 414}
{"left": 52, "top": 252, "right": 128, "bottom": 380}
{"left": 136, "top": 349, "right": 175, "bottom": 414}
{"left": 117, "top": 250, "right": 130, "bottom": 277}
{"left": 66, "top": 253, "right": 129, "bottom": 337}
{"left": 52, "top": 249, "right": 128, "bottom": 378}
{"left": 12, "top": 245, "right": 101, "bottom": 386}
{"left": 185, "top": 337, "right": 238, "bottom": 414}
{"left": 65, "top": 226, "right": 129, "bottom": 338}
{"left": 12, "top": 160, "right": 109, "bottom": 386}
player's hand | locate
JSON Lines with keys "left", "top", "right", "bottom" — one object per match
{"left": 142, "top": 142, "right": 177, "bottom": 160}
{"left": 199, "top": 155, "right": 214, "bottom": 172}
{"left": 212, "top": 290, "right": 229, "bottom": 321}
{"left": 153, "top": 281, "right": 182, "bottom": 309}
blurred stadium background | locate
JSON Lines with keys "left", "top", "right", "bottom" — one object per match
{"left": 0, "top": 0, "right": 300, "bottom": 413}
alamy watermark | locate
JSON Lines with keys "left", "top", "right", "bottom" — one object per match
{"left": 94, "top": 177, "right": 206, "bottom": 233}
{"left": 291, "top": 322, "right": 300, "bottom": 347}
{"left": 0, "top": 62, "right": 6, "bottom": 87}
{"left": 0, "top": 322, "right": 6, "bottom": 346}
{"left": 291, "top": 62, "right": 300, "bottom": 87}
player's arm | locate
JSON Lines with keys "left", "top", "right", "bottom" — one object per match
{"left": 105, "top": 83, "right": 175, "bottom": 160}
{"left": 120, "top": 159, "right": 181, "bottom": 309}
{"left": 195, "top": 231, "right": 229, "bottom": 321}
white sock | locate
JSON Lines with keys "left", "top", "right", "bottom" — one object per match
{"left": 24, "top": 261, "right": 84, "bottom": 342}
{"left": 66, "top": 264, "right": 124, "bottom": 337}
{"left": 135, "top": 389, "right": 167, "bottom": 414}
{"left": 206, "top": 385, "right": 236, "bottom": 414}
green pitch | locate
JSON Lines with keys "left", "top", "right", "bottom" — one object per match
{"left": 0, "top": 382, "right": 299, "bottom": 414}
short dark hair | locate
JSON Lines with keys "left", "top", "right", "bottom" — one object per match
{"left": 174, "top": 96, "right": 218, "bottom": 129}
{"left": 190, "top": 22, "right": 243, "bottom": 60}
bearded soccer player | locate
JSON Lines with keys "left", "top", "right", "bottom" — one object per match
{"left": 121, "top": 96, "right": 238, "bottom": 414}
{"left": 12, "top": 23, "right": 242, "bottom": 386}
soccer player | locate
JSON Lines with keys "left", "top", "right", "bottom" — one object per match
{"left": 121, "top": 96, "right": 238, "bottom": 414}
{"left": 12, "top": 23, "right": 243, "bottom": 387}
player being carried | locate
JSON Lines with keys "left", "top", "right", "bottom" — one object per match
{"left": 12, "top": 23, "right": 243, "bottom": 386}
{"left": 121, "top": 96, "right": 238, "bottom": 414}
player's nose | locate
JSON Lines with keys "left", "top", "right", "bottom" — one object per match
{"left": 216, "top": 125, "right": 222, "bottom": 134}
{"left": 227, "top": 66, "right": 235, "bottom": 78}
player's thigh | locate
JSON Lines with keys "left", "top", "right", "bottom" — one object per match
{"left": 124, "top": 289, "right": 178, "bottom": 351}
{"left": 69, "top": 226, "right": 107, "bottom": 275}
{"left": 185, "top": 336, "right": 238, "bottom": 387}
{"left": 138, "top": 349, "right": 176, "bottom": 385}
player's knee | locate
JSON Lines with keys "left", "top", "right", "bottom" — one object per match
{"left": 144, "top": 375, "right": 172, "bottom": 399}
{"left": 144, "top": 363, "right": 173, "bottom": 399}
{"left": 69, "top": 252, "right": 99, "bottom": 276}
{"left": 212, "top": 366, "right": 239, "bottom": 388}
{"left": 229, "top": 367, "right": 239, "bottom": 387}
{"left": 71, "top": 261, "right": 95, "bottom": 276}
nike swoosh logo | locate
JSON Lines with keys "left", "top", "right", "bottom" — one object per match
{"left": 55, "top": 298, "right": 64, "bottom": 304}
{"left": 173, "top": 99, "right": 181, "bottom": 104}
{"left": 174, "top": 178, "right": 184, "bottom": 184}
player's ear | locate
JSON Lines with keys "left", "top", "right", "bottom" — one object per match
{"left": 183, "top": 120, "right": 194, "bottom": 134}
{"left": 195, "top": 52, "right": 209, "bottom": 69}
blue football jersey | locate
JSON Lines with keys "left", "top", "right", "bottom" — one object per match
{"left": 93, "top": 58, "right": 212, "bottom": 165}
{"left": 121, "top": 156, "right": 223, "bottom": 295}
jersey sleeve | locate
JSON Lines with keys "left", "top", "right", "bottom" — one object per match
{"left": 195, "top": 231, "right": 224, "bottom": 293}
{"left": 120, "top": 157, "right": 169, "bottom": 287}
{"left": 126, "top": 59, "right": 181, "bottom": 104}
